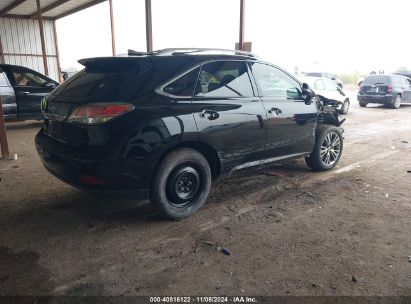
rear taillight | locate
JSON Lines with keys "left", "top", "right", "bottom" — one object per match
{"left": 387, "top": 85, "right": 393, "bottom": 93}
{"left": 67, "top": 102, "right": 134, "bottom": 124}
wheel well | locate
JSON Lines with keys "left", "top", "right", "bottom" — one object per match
{"left": 158, "top": 142, "right": 222, "bottom": 180}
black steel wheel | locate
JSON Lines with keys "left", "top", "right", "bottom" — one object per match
{"left": 151, "top": 148, "right": 211, "bottom": 219}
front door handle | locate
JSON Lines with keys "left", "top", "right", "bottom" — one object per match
{"left": 268, "top": 107, "right": 282, "bottom": 115}
{"left": 20, "top": 91, "right": 30, "bottom": 95}
{"left": 199, "top": 109, "right": 219, "bottom": 120}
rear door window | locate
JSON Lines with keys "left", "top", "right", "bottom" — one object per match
{"left": 162, "top": 67, "right": 200, "bottom": 97}
{"left": 195, "top": 61, "right": 254, "bottom": 98}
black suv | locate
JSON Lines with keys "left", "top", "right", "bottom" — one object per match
{"left": 36, "top": 49, "right": 344, "bottom": 219}
{"left": 357, "top": 74, "right": 411, "bottom": 109}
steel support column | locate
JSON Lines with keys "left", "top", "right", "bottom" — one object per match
{"left": 0, "top": 36, "right": 5, "bottom": 64}
{"left": 239, "top": 0, "right": 245, "bottom": 51}
{"left": 52, "top": 21, "right": 63, "bottom": 83}
{"left": 145, "top": 0, "right": 153, "bottom": 52}
{"left": 0, "top": 97, "right": 9, "bottom": 160}
{"left": 36, "top": 0, "right": 49, "bottom": 76}
{"left": 109, "top": 0, "right": 116, "bottom": 55}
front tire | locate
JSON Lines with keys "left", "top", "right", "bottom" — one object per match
{"left": 305, "top": 125, "right": 343, "bottom": 171}
{"left": 339, "top": 99, "right": 350, "bottom": 115}
{"left": 150, "top": 148, "right": 211, "bottom": 219}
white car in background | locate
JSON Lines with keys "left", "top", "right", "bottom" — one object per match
{"left": 300, "top": 76, "right": 350, "bottom": 114}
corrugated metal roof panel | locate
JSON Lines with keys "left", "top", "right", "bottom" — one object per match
{"left": 0, "top": 17, "right": 59, "bottom": 81}
{"left": 8, "top": 0, "right": 58, "bottom": 16}
{"left": 44, "top": 0, "right": 105, "bottom": 18}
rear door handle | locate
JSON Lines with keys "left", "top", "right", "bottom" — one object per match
{"left": 268, "top": 107, "right": 282, "bottom": 115}
{"left": 199, "top": 109, "right": 219, "bottom": 120}
{"left": 20, "top": 92, "right": 30, "bottom": 95}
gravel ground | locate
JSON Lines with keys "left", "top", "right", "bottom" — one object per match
{"left": 0, "top": 88, "right": 410, "bottom": 297}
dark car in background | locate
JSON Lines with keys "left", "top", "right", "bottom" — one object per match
{"left": 357, "top": 74, "right": 411, "bottom": 109}
{"left": 0, "top": 64, "right": 58, "bottom": 120}
{"left": 36, "top": 48, "right": 345, "bottom": 219}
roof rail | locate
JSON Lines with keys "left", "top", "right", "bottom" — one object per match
{"left": 153, "top": 48, "right": 258, "bottom": 58}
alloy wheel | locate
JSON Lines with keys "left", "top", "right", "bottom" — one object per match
{"left": 320, "top": 132, "right": 341, "bottom": 167}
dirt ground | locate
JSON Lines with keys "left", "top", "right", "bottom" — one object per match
{"left": 0, "top": 88, "right": 410, "bottom": 297}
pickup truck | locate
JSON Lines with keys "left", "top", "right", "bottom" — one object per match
{"left": 0, "top": 64, "right": 58, "bottom": 121}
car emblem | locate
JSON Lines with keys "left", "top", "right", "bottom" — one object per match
{"left": 41, "top": 98, "right": 47, "bottom": 112}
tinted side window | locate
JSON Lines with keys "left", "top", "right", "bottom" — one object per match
{"left": 251, "top": 63, "right": 302, "bottom": 99}
{"left": 195, "top": 61, "right": 254, "bottom": 97}
{"left": 163, "top": 67, "right": 200, "bottom": 97}
{"left": 314, "top": 79, "right": 326, "bottom": 90}
{"left": 11, "top": 67, "right": 48, "bottom": 87}
{"left": 324, "top": 79, "right": 338, "bottom": 91}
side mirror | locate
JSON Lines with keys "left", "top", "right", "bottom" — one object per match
{"left": 302, "top": 83, "right": 315, "bottom": 105}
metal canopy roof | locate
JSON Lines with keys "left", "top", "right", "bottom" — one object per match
{"left": 0, "top": 0, "right": 106, "bottom": 20}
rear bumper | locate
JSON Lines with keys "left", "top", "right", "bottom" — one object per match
{"left": 357, "top": 94, "right": 394, "bottom": 104}
{"left": 35, "top": 130, "right": 150, "bottom": 199}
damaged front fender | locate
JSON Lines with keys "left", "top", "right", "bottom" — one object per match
{"left": 315, "top": 95, "right": 346, "bottom": 128}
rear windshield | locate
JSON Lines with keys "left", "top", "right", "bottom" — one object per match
{"left": 52, "top": 60, "right": 152, "bottom": 101}
{"left": 363, "top": 75, "right": 391, "bottom": 85}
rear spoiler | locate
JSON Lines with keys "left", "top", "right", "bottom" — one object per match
{"left": 78, "top": 57, "right": 147, "bottom": 68}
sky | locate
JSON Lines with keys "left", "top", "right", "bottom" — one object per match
{"left": 56, "top": 0, "right": 411, "bottom": 75}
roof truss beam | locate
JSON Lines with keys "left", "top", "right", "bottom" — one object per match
{"left": 54, "top": 0, "right": 106, "bottom": 19}
{"left": 29, "top": 0, "right": 71, "bottom": 19}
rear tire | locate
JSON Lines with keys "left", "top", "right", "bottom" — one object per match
{"left": 359, "top": 100, "right": 367, "bottom": 107}
{"left": 391, "top": 95, "right": 401, "bottom": 109}
{"left": 305, "top": 125, "right": 343, "bottom": 171}
{"left": 150, "top": 148, "right": 211, "bottom": 219}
